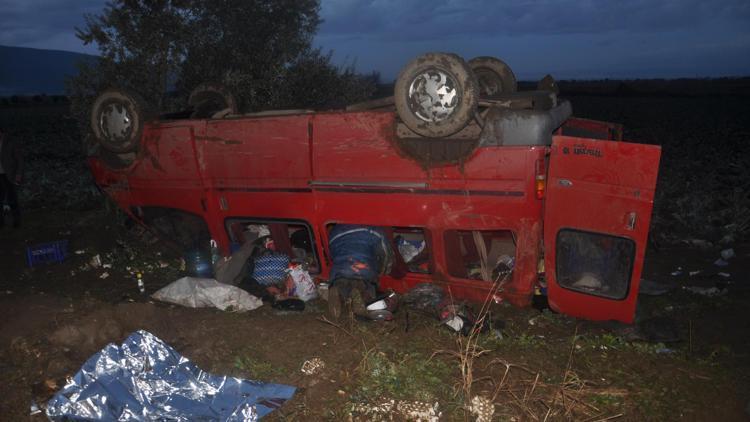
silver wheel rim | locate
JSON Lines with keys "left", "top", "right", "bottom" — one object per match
{"left": 407, "top": 69, "right": 459, "bottom": 123}
{"left": 99, "top": 102, "right": 132, "bottom": 143}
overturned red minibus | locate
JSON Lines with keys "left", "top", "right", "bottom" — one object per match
{"left": 87, "top": 53, "right": 660, "bottom": 323}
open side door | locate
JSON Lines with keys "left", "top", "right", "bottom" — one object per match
{"left": 544, "top": 136, "right": 661, "bottom": 323}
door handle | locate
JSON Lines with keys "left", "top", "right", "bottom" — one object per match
{"left": 558, "top": 179, "right": 573, "bottom": 187}
{"left": 625, "top": 212, "right": 637, "bottom": 230}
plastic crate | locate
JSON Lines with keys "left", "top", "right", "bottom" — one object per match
{"left": 26, "top": 240, "right": 68, "bottom": 267}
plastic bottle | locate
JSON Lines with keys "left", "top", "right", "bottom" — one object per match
{"left": 210, "top": 239, "right": 221, "bottom": 266}
{"left": 136, "top": 272, "right": 145, "bottom": 294}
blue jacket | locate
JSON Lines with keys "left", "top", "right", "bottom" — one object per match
{"left": 328, "top": 225, "right": 391, "bottom": 282}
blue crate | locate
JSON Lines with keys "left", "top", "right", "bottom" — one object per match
{"left": 26, "top": 240, "right": 68, "bottom": 267}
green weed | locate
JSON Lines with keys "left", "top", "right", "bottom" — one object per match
{"left": 234, "top": 354, "right": 282, "bottom": 381}
{"left": 352, "top": 350, "right": 452, "bottom": 404}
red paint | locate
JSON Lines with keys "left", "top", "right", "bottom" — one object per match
{"left": 89, "top": 109, "right": 660, "bottom": 323}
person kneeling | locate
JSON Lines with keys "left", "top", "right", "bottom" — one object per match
{"left": 327, "top": 224, "right": 392, "bottom": 318}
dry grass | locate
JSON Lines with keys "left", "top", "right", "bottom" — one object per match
{"left": 434, "top": 268, "right": 627, "bottom": 420}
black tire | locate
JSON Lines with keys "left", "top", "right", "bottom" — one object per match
{"left": 90, "top": 89, "right": 147, "bottom": 153}
{"left": 468, "top": 56, "right": 517, "bottom": 97}
{"left": 188, "top": 83, "right": 238, "bottom": 118}
{"left": 394, "top": 52, "right": 478, "bottom": 138}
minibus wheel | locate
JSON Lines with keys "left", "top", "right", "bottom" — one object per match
{"left": 537, "top": 74, "right": 560, "bottom": 94}
{"left": 90, "top": 88, "right": 147, "bottom": 153}
{"left": 394, "top": 52, "right": 478, "bottom": 138}
{"left": 468, "top": 56, "right": 517, "bottom": 97}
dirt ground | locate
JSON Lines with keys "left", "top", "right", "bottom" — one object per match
{"left": 1, "top": 90, "right": 750, "bottom": 420}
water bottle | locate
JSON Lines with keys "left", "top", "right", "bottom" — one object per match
{"left": 210, "top": 239, "right": 221, "bottom": 266}
{"left": 136, "top": 272, "right": 145, "bottom": 294}
{"left": 185, "top": 249, "right": 212, "bottom": 277}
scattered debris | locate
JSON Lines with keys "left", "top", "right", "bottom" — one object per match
{"left": 396, "top": 401, "right": 441, "bottom": 421}
{"left": 30, "top": 400, "right": 42, "bottom": 416}
{"left": 639, "top": 278, "right": 674, "bottom": 296}
{"left": 683, "top": 239, "right": 712, "bottom": 249}
{"left": 720, "top": 248, "right": 735, "bottom": 260}
{"left": 98, "top": 272, "right": 109, "bottom": 279}
{"left": 317, "top": 282, "right": 329, "bottom": 301}
{"left": 402, "top": 283, "right": 444, "bottom": 311}
{"left": 300, "top": 358, "right": 325, "bottom": 375}
{"left": 671, "top": 267, "right": 683, "bottom": 276}
{"left": 718, "top": 272, "right": 731, "bottom": 278}
{"left": 469, "top": 395, "right": 495, "bottom": 422}
{"left": 683, "top": 286, "right": 727, "bottom": 297}
{"left": 351, "top": 399, "right": 440, "bottom": 422}
{"left": 136, "top": 273, "right": 145, "bottom": 294}
{"left": 89, "top": 254, "right": 102, "bottom": 268}
{"left": 715, "top": 248, "right": 736, "bottom": 267}
{"left": 689, "top": 270, "right": 701, "bottom": 277}
{"left": 26, "top": 240, "right": 68, "bottom": 267}
{"left": 46, "top": 330, "right": 295, "bottom": 420}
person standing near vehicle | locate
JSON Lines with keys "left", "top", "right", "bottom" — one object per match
{"left": 0, "top": 128, "right": 24, "bottom": 228}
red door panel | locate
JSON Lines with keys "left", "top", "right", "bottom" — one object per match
{"left": 544, "top": 136, "right": 661, "bottom": 323}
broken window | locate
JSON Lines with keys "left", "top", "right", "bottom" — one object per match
{"left": 555, "top": 229, "right": 635, "bottom": 300}
{"left": 393, "top": 227, "right": 431, "bottom": 274}
{"left": 225, "top": 218, "right": 319, "bottom": 273}
{"left": 138, "top": 207, "right": 211, "bottom": 253}
{"left": 445, "top": 230, "right": 516, "bottom": 281}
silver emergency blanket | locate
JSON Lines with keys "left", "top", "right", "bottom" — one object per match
{"left": 47, "top": 330, "right": 295, "bottom": 421}
{"left": 152, "top": 277, "right": 263, "bottom": 312}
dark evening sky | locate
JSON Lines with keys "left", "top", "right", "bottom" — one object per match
{"left": 1, "top": 0, "right": 749, "bottom": 80}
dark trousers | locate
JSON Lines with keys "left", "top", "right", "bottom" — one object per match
{"left": 0, "top": 174, "right": 20, "bottom": 227}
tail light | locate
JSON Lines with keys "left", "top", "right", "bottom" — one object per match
{"left": 535, "top": 158, "right": 546, "bottom": 199}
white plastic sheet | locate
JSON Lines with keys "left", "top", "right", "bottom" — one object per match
{"left": 152, "top": 277, "right": 263, "bottom": 312}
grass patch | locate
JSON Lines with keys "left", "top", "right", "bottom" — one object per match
{"left": 234, "top": 353, "right": 283, "bottom": 381}
{"left": 352, "top": 350, "right": 453, "bottom": 404}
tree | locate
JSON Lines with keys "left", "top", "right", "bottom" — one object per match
{"left": 67, "top": 0, "right": 375, "bottom": 131}
{"left": 73, "top": 0, "right": 191, "bottom": 109}
{"left": 179, "top": 0, "right": 322, "bottom": 110}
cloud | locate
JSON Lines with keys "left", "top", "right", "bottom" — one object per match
{"left": 0, "top": 0, "right": 105, "bottom": 50}
{"left": 319, "top": 0, "right": 750, "bottom": 40}
{"left": 0, "top": 0, "right": 747, "bottom": 78}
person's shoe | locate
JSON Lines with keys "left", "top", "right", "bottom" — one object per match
{"left": 327, "top": 285, "right": 343, "bottom": 319}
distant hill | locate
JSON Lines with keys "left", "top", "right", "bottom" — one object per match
{"left": 0, "top": 45, "right": 97, "bottom": 96}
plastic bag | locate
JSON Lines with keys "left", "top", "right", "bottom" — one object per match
{"left": 152, "top": 277, "right": 263, "bottom": 312}
{"left": 397, "top": 237, "right": 425, "bottom": 263}
{"left": 288, "top": 264, "right": 317, "bottom": 301}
